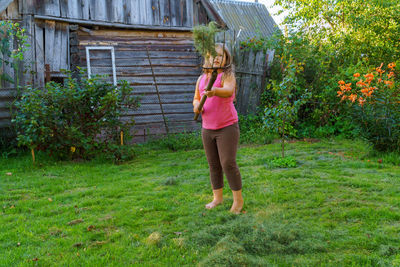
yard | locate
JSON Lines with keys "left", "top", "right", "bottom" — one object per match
{"left": 1, "top": 138, "right": 400, "bottom": 266}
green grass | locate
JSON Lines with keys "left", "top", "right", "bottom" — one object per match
{"left": 1, "top": 138, "right": 400, "bottom": 266}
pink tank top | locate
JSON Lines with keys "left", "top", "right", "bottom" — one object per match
{"left": 199, "top": 72, "right": 238, "bottom": 130}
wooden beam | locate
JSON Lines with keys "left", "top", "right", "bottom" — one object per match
{"left": 34, "top": 15, "right": 193, "bottom": 31}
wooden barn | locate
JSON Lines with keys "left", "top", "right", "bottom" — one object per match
{"left": 0, "top": 0, "right": 278, "bottom": 142}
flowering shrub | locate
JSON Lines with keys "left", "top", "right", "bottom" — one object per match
{"left": 337, "top": 63, "right": 399, "bottom": 152}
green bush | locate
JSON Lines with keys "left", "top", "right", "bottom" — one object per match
{"left": 240, "top": 0, "right": 400, "bottom": 143}
{"left": 337, "top": 62, "right": 400, "bottom": 152}
{"left": 239, "top": 114, "right": 276, "bottom": 145}
{"left": 12, "top": 72, "right": 140, "bottom": 160}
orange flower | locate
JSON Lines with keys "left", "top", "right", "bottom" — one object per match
{"left": 353, "top": 73, "right": 360, "bottom": 78}
{"left": 364, "top": 73, "right": 374, "bottom": 79}
{"left": 341, "top": 95, "right": 347, "bottom": 101}
{"left": 358, "top": 97, "right": 365, "bottom": 106}
{"left": 388, "top": 71, "right": 395, "bottom": 79}
{"left": 356, "top": 80, "right": 367, "bottom": 87}
{"left": 384, "top": 80, "right": 394, "bottom": 87}
{"left": 337, "top": 90, "right": 344, "bottom": 96}
{"left": 345, "top": 83, "right": 352, "bottom": 87}
{"left": 338, "top": 80, "right": 345, "bottom": 85}
{"left": 388, "top": 62, "right": 396, "bottom": 69}
{"left": 376, "top": 67, "right": 385, "bottom": 74}
{"left": 378, "top": 78, "right": 383, "bottom": 83}
{"left": 349, "top": 94, "right": 357, "bottom": 103}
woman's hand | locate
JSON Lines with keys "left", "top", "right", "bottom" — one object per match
{"left": 193, "top": 101, "right": 203, "bottom": 113}
{"left": 205, "top": 87, "right": 217, "bottom": 97}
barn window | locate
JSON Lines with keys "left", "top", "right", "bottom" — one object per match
{"left": 85, "top": 46, "right": 117, "bottom": 86}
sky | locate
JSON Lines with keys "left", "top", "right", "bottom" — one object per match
{"left": 238, "top": 0, "right": 287, "bottom": 28}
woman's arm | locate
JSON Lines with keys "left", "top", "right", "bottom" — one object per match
{"left": 205, "top": 74, "right": 236, "bottom": 98}
{"left": 193, "top": 75, "right": 203, "bottom": 113}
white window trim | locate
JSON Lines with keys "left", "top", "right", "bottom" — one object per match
{"left": 85, "top": 46, "right": 117, "bottom": 86}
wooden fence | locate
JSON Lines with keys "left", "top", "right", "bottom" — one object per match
{"left": 235, "top": 48, "right": 274, "bottom": 115}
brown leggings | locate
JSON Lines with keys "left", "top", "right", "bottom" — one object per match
{"left": 201, "top": 123, "right": 242, "bottom": 191}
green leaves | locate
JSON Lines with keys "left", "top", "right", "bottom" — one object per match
{"left": 264, "top": 54, "right": 312, "bottom": 157}
{"left": 275, "top": 0, "right": 400, "bottom": 64}
{"left": 12, "top": 73, "right": 141, "bottom": 160}
{"left": 0, "top": 21, "right": 29, "bottom": 85}
{"left": 192, "top": 21, "right": 220, "bottom": 58}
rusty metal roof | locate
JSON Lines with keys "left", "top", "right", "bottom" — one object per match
{"left": 207, "top": 0, "right": 279, "bottom": 41}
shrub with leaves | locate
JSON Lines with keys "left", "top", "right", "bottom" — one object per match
{"left": 12, "top": 72, "right": 140, "bottom": 160}
{"left": 337, "top": 63, "right": 400, "bottom": 152}
{"left": 264, "top": 56, "right": 311, "bottom": 157}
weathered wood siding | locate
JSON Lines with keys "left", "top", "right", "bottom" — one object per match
{"left": 235, "top": 48, "right": 274, "bottom": 115}
{"left": 20, "top": 0, "right": 194, "bottom": 28}
{"left": 78, "top": 29, "right": 201, "bottom": 141}
{"left": 0, "top": 0, "right": 20, "bottom": 20}
{"left": 0, "top": 87, "right": 15, "bottom": 129}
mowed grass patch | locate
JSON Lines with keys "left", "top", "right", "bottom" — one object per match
{"left": 1, "top": 138, "right": 400, "bottom": 266}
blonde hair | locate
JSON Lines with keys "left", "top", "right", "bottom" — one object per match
{"left": 202, "top": 43, "right": 236, "bottom": 82}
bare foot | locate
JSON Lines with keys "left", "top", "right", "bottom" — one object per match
{"left": 230, "top": 200, "right": 243, "bottom": 214}
{"left": 205, "top": 199, "right": 222, "bottom": 209}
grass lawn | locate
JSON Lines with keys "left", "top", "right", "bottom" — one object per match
{"left": 1, "top": 138, "right": 400, "bottom": 266}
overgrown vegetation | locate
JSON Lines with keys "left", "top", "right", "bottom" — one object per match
{"left": 239, "top": 0, "right": 400, "bottom": 152}
{"left": 12, "top": 72, "right": 140, "bottom": 160}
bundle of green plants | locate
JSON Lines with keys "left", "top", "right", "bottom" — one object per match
{"left": 12, "top": 72, "right": 140, "bottom": 160}
{"left": 192, "top": 21, "right": 220, "bottom": 58}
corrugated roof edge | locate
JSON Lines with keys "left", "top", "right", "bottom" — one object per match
{"left": 209, "top": 0, "right": 264, "bottom": 6}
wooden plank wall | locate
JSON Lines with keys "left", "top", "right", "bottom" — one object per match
{"left": 0, "top": 1, "right": 21, "bottom": 129}
{"left": 19, "top": 0, "right": 194, "bottom": 28}
{"left": 0, "top": 87, "right": 16, "bottom": 129}
{"left": 235, "top": 48, "right": 274, "bottom": 115}
{"left": 0, "top": 0, "right": 20, "bottom": 20}
{"left": 78, "top": 29, "right": 202, "bottom": 142}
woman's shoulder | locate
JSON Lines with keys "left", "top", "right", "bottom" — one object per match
{"left": 197, "top": 74, "right": 205, "bottom": 83}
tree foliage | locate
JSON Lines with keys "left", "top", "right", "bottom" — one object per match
{"left": 274, "top": 0, "right": 400, "bottom": 64}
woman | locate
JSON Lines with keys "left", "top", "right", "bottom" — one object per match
{"left": 193, "top": 43, "right": 243, "bottom": 214}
